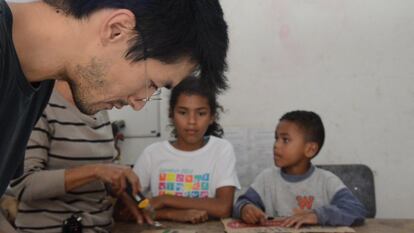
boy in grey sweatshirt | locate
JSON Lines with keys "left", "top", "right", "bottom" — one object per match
{"left": 234, "top": 110, "right": 366, "bottom": 228}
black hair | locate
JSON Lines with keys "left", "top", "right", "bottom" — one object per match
{"left": 169, "top": 76, "right": 224, "bottom": 138}
{"left": 280, "top": 110, "right": 325, "bottom": 156}
{"left": 43, "top": 0, "right": 228, "bottom": 94}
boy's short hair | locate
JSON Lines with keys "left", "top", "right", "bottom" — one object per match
{"left": 280, "top": 110, "right": 325, "bottom": 156}
{"left": 43, "top": 0, "right": 228, "bottom": 94}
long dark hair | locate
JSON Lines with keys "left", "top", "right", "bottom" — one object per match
{"left": 169, "top": 76, "right": 224, "bottom": 138}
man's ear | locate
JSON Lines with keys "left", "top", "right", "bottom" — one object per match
{"left": 100, "top": 9, "right": 136, "bottom": 46}
{"left": 305, "top": 142, "right": 319, "bottom": 159}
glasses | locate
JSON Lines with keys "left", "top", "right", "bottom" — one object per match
{"left": 136, "top": 60, "right": 162, "bottom": 102}
{"left": 133, "top": 35, "right": 162, "bottom": 102}
{"left": 140, "top": 80, "right": 162, "bottom": 102}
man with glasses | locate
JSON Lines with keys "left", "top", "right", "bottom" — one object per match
{"left": 0, "top": 0, "right": 229, "bottom": 212}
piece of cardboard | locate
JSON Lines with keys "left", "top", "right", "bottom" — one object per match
{"left": 222, "top": 218, "right": 355, "bottom": 233}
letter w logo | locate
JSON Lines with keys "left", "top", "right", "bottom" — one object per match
{"left": 296, "top": 196, "right": 314, "bottom": 210}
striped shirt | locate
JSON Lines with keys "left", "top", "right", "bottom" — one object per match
{"left": 9, "top": 89, "right": 117, "bottom": 233}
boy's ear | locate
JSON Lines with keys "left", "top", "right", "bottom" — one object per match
{"left": 304, "top": 142, "right": 319, "bottom": 159}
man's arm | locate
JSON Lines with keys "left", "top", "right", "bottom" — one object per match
{"left": 64, "top": 163, "right": 141, "bottom": 196}
{"left": 8, "top": 115, "right": 67, "bottom": 201}
{"left": 9, "top": 115, "right": 141, "bottom": 201}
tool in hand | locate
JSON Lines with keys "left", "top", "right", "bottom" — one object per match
{"left": 126, "top": 184, "right": 156, "bottom": 221}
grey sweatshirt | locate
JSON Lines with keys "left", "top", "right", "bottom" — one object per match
{"left": 234, "top": 165, "right": 367, "bottom": 226}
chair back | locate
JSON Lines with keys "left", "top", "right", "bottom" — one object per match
{"left": 316, "top": 164, "right": 376, "bottom": 217}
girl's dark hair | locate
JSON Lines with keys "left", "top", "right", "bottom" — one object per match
{"left": 169, "top": 76, "right": 224, "bottom": 138}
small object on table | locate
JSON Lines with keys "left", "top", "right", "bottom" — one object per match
{"left": 153, "top": 221, "right": 163, "bottom": 227}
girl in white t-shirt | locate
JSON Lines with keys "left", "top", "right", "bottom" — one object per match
{"left": 133, "top": 76, "right": 240, "bottom": 223}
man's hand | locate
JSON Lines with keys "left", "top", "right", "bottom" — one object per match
{"left": 280, "top": 208, "right": 318, "bottom": 228}
{"left": 115, "top": 192, "right": 154, "bottom": 225}
{"left": 94, "top": 164, "right": 141, "bottom": 196}
{"left": 65, "top": 164, "right": 141, "bottom": 195}
{"left": 240, "top": 204, "right": 266, "bottom": 224}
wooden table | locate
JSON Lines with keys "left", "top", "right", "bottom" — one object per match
{"left": 356, "top": 219, "right": 414, "bottom": 233}
{"left": 113, "top": 219, "right": 414, "bottom": 233}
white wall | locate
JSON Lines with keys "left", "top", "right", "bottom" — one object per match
{"left": 219, "top": 0, "right": 414, "bottom": 219}
{"left": 116, "top": 0, "right": 414, "bottom": 219}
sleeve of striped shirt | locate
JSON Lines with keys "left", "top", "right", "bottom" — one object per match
{"left": 9, "top": 114, "right": 66, "bottom": 202}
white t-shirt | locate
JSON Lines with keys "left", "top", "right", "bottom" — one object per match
{"left": 133, "top": 136, "right": 240, "bottom": 198}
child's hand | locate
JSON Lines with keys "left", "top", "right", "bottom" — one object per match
{"left": 150, "top": 196, "right": 165, "bottom": 209}
{"left": 280, "top": 209, "right": 318, "bottom": 229}
{"left": 240, "top": 204, "right": 266, "bottom": 224}
{"left": 169, "top": 209, "right": 209, "bottom": 224}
